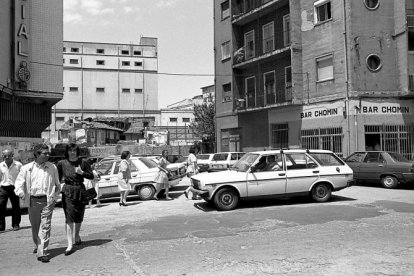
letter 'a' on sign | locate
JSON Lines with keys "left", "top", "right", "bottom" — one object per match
{"left": 18, "top": 24, "right": 29, "bottom": 38}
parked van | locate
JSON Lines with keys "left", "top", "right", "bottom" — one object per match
{"left": 209, "top": 152, "right": 245, "bottom": 172}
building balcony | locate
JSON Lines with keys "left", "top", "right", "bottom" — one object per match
{"left": 1, "top": 83, "right": 63, "bottom": 105}
{"left": 234, "top": 86, "right": 292, "bottom": 112}
{"left": 233, "top": 36, "right": 290, "bottom": 69}
{"left": 232, "top": 0, "right": 288, "bottom": 26}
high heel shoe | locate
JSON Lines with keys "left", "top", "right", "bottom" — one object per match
{"left": 65, "top": 248, "right": 75, "bottom": 256}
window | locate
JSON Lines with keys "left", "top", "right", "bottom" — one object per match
{"left": 122, "top": 61, "right": 130, "bottom": 66}
{"left": 366, "top": 54, "right": 382, "bottom": 72}
{"left": 316, "top": 55, "right": 333, "bottom": 81}
{"left": 96, "top": 60, "right": 105, "bottom": 65}
{"left": 63, "top": 47, "right": 66, "bottom": 52}
{"left": 283, "top": 14, "right": 291, "bottom": 46}
{"left": 69, "top": 87, "right": 78, "bottom": 92}
{"left": 271, "top": 123, "right": 289, "bottom": 149}
{"left": 62, "top": 87, "right": 65, "bottom": 92}
{"left": 245, "top": 76, "right": 256, "bottom": 108}
{"left": 285, "top": 153, "right": 317, "bottom": 170}
{"left": 69, "top": 59, "right": 79, "bottom": 64}
{"left": 70, "top": 47, "right": 79, "bottom": 53}
{"left": 245, "top": 30, "right": 255, "bottom": 59}
{"left": 221, "top": 1, "right": 230, "bottom": 20}
{"left": 122, "top": 88, "right": 130, "bottom": 93}
{"left": 170, "top": 118, "right": 178, "bottom": 122}
{"left": 221, "top": 41, "right": 231, "bottom": 61}
{"left": 314, "top": 0, "right": 332, "bottom": 23}
{"left": 223, "top": 83, "right": 232, "bottom": 102}
{"left": 264, "top": 71, "right": 275, "bottom": 105}
{"left": 285, "top": 66, "right": 292, "bottom": 87}
{"left": 96, "top": 87, "right": 105, "bottom": 93}
{"left": 134, "top": 61, "right": 142, "bottom": 67}
{"left": 63, "top": 59, "right": 65, "bottom": 64}
{"left": 408, "top": 15, "right": 414, "bottom": 51}
{"left": 133, "top": 50, "right": 142, "bottom": 55}
{"left": 97, "top": 49, "right": 105, "bottom": 54}
{"left": 135, "top": 88, "right": 143, "bottom": 93}
{"left": 363, "top": 0, "right": 379, "bottom": 10}
{"left": 182, "top": 118, "right": 190, "bottom": 123}
{"left": 262, "top": 22, "right": 274, "bottom": 53}
{"left": 301, "top": 127, "right": 343, "bottom": 157}
{"left": 121, "top": 50, "right": 129, "bottom": 55}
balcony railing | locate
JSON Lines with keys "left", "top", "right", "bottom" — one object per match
{"left": 232, "top": 0, "right": 274, "bottom": 20}
{"left": 235, "top": 86, "right": 292, "bottom": 111}
{"left": 233, "top": 32, "right": 290, "bottom": 65}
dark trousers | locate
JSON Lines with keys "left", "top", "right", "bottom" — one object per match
{"left": 0, "top": 186, "right": 22, "bottom": 231}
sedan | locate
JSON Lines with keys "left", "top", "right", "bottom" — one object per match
{"left": 345, "top": 151, "right": 414, "bottom": 188}
{"left": 190, "top": 149, "right": 354, "bottom": 211}
{"left": 94, "top": 157, "right": 182, "bottom": 200}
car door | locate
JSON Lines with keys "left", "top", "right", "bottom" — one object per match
{"left": 285, "top": 153, "right": 320, "bottom": 193}
{"left": 247, "top": 153, "right": 287, "bottom": 196}
{"left": 358, "top": 152, "right": 386, "bottom": 181}
{"left": 345, "top": 152, "right": 366, "bottom": 179}
{"left": 95, "top": 161, "right": 118, "bottom": 195}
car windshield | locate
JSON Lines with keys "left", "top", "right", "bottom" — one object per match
{"left": 388, "top": 152, "right": 410, "bottom": 162}
{"left": 197, "top": 154, "right": 211, "bottom": 160}
{"left": 231, "top": 153, "right": 260, "bottom": 172}
{"left": 137, "top": 157, "right": 158, "bottom": 168}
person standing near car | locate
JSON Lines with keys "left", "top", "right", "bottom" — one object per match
{"left": 117, "top": 151, "right": 132, "bottom": 206}
{"left": 184, "top": 147, "right": 200, "bottom": 200}
{"left": 14, "top": 144, "right": 61, "bottom": 263}
{"left": 56, "top": 143, "right": 94, "bottom": 256}
{"left": 153, "top": 150, "right": 172, "bottom": 200}
{"left": 0, "top": 149, "right": 22, "bottom": 232}
{"left": 88, "top": 162, "right": 101, "bottom": 208}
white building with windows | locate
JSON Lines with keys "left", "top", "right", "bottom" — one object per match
{"left": 48, "top": 37, "right": 159, "bottom": 137}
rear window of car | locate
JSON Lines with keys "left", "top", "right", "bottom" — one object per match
{"left": 213, "top": 153, "right": 228, "bottom": 161}
{"left": 96, "top": 161, "right": 113, "bottom": 175}
{"left": 137, "top": 157, "right": 159, "bottom": 168}
{"left": 309, "top": 153, "right": 345, "bottom": 166}
{"left": 197, "top": 154, "right": 211, "bottom": 160}
{"left": 345, "top": 153, "right": 365, "bottom": 162}
{"left": 388, "top": 152, "right": 409, "bottom": 162}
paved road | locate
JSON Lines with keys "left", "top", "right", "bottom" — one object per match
{"left": 1, "top": 178, "right": 414, "bottom": 275}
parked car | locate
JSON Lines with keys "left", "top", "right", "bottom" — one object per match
{"left": 145, "top": 155, "right": 187, "bottom": 180}
{"left": 344, "top": 151, "right": 414, "bottom": 188}
{"left": 190, "top": 149, "right": 354, "bottom": 211}
{"left": 93, "top": 156, "right": 183, "bottom": 200}
{"left": 197, "top": 153, "right": 214, "bottom": 173}
{"left": 208, "top": 152, "right": 245, "bottom": 172}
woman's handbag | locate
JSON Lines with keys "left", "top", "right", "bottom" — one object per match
{"left": 82, "top": 188, "right": 97, "bottom": 204}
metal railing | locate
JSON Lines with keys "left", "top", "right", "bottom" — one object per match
{"left": 232, "top": 0, "right": 275, "bottom": 18}
{"left": 301, "top": 127, "right": 343, "bottom": 157}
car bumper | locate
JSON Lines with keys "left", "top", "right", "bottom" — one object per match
{"left": 401, "top": 173, "right": 414, "bottom": 183}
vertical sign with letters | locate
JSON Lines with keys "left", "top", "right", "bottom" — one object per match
{"left": 14, "top": 0, "right": 31, "bottom": 88}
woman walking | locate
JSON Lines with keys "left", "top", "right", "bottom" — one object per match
{"left": 87, "top": 162, "right": 101, "bottom": 208}
{"left": 117, "top": 151, "right": 132, "bottom": 206}
{"left": 184, "top": 146, "right": 201, "bottom": 200}
{"left": 57, "top": 144, "right": 94, "bottom": 256}
{"left": 153, "top": 150, "right": 172, "bottom": 200}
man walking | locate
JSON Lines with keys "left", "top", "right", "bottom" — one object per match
{"left": 0, "top": 149, "right": 23, "bottom": 232}
{"left": 14, "top": 144, "right": 61, "bottom": 263}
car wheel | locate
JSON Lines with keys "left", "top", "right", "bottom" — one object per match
{"left": 311, "top": 183, "right": 332, "bottom": 202}
{"left": 213, "top": 187, "right": 239, "bottom": 211}
{"left": 137, "top": 184, "right": 156, "bottom": 200}
{"left": 381, "top": 176, "right": 398, "bottom": 189}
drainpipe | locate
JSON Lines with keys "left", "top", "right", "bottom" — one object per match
{"left": 343, "top": 0, "right": 351, "bottom": 156}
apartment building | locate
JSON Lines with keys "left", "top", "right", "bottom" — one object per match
{"left": 50, "top": 37, "right": 159, "bottom": 137}
{"left": 0, "top": 0, "right": 63, "bottom": 159}
{"left": 214, "top": 0, "right": 414, "bottom": 158}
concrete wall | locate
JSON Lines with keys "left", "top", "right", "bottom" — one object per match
{"left": 0, "top": 2, "right": 12, "bottom": 87}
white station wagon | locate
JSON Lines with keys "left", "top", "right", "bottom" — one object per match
{"left": 190, "top": 149, "right": 354, "bottom": 211}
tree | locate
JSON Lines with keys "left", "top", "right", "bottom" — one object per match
{"left": 190, "top": 103, "right": 215, "bottom": 145}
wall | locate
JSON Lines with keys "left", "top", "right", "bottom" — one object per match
{"left": 0, "top": 2, "right": 11, "bottom": 86}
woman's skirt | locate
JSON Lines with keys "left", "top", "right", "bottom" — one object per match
{"left": 62, "top": 194, "right": 85, "bottom": 223}
{"left": 154, "top": 171, "right": 169, "bottom": 189}
{"left": 117, "top": 179, "right": 132, "bottom": 191}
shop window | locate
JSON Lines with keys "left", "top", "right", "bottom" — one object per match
{"left": 221, "top": 0, "right": 230, "bottom": 20}
{"left": 363, "top": 0, "right": 379, "bottom": 10}
{"left": 366, "top": 54, "right": 382, "bottom": 72}
{"left": 316, "top": 54, "right": 333, "bottom": 81}
{"left": 314, "top": 0, "right": 332, "bottom": 24}
{"left": 221, "top": 41, "right": 231, "bottom": 61}
{"left": 301, "top": 127, "right": 343, "bottom": 157}
{"left": 271, "top": 124, "right": 289, "bottom": 149}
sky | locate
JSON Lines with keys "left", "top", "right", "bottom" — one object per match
{"left": 63, "top": 0, "right": 214, "bottom": 108}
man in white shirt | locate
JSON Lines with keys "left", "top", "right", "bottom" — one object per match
{"left": 14, "top": 144, "right": 61, "bottom": 263}
{"left": 0, "top": 149, "right": 23, "bottom": 231}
